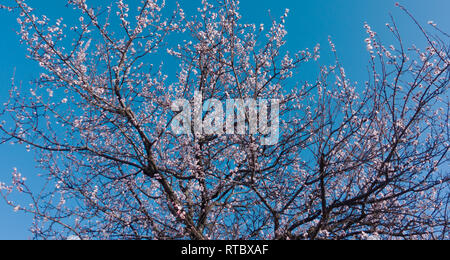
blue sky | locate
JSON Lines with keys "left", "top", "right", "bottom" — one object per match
{"left": 0, "top": 0, "right": 449, "bottom": 240}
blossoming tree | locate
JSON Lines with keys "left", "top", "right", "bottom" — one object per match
{"left": 0, "top": 0, "right": 448, "bottom": 240}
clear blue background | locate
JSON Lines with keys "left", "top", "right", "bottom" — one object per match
{"left": 0, "top": 0, "right": 449, "bottom": 240}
